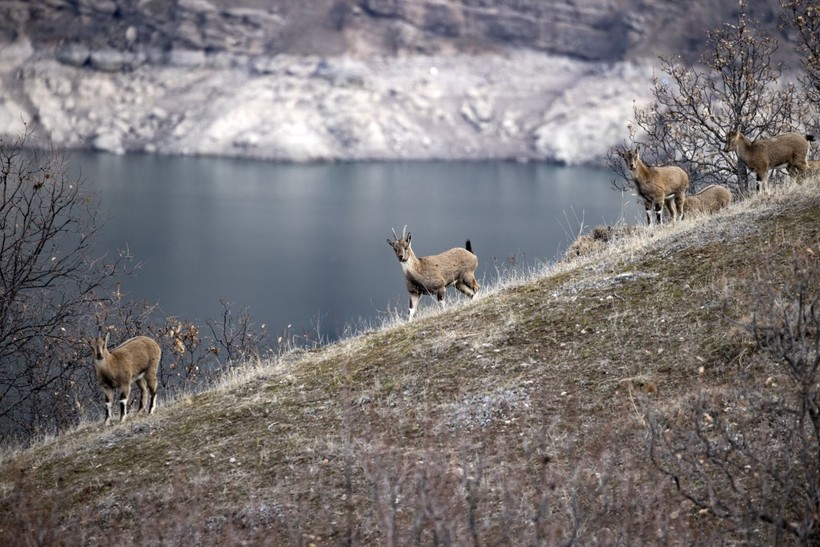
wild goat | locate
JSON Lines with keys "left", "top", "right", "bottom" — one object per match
{"left": 681, "top": 184, "right": 732, "bottom": 217}
{"left": 724, "top": 129, "right": 816, "bottom": 192}
{"left": 387, "top": 226, "right": 479, "bottom": 321}
{"left": 617, "top": 146, "right": 689, "bottom": 225}
{"left": 89, "top": 332, "right": 161, "bottom": 425}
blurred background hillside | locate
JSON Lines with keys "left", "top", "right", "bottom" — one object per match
{"left": 1, "top": 0, "right": 796, "bottom": 62}
{"left": 0, "top": 1, "right": 803, "bottom": 163}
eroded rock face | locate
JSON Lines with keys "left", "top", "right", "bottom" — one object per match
{"left": 3, "top": 0, "right": 789, "bottom": 61}
{"left": 0, "top": 0, "right": 791, "bottom": 164}
{"left": 2, "top": 48, "right": 655, "bottom": 164}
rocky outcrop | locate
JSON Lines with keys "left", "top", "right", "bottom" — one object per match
{"left": 0, "top": 42, "right": 658, "bottom": 164}
{"left": 0, "top": 0, "right": 792, "bottom": 164}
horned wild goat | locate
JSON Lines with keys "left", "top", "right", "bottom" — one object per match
{"left": 724, "top": 129, "right": 816, "bottom": 192}
{"left": 387, "top": 226, "right": 479, "bottom": 321}
{"left": 617, "top": 146, "right": 689, "bottom": 225}
{"left": 681, "top": 184, "right": 732, "bottom": 217}
{"left": 89, "top": 332, "right": 161, "bottom": 425}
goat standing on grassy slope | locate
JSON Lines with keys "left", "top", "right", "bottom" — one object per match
{"left": 89, "top": 332, "right": 161, "bottom": 425}
{"left": 724, "top": 129, "right": 816, "bottom": 193}
{"left": 617, "top": 146, "right": 689, "bottom": 225}
{"left": 681, "top": 184, "right": 732, "bottom": 217}
{"left": 387, "top": 226, "right": 479, "bottom": 321}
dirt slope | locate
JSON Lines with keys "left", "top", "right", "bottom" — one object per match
{"left": 1, "top": 177, "right": 818, "bottom": 544}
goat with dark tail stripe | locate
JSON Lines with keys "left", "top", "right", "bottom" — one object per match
{"left": 387, "top": 226, "right": 479, "bottom": 321}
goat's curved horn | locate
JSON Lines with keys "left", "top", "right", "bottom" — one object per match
{"left": 391, "top": 227, "right": 398, "bottom": 240}
{"left": 402, "top": 225, "right": 407, "bottom": 239}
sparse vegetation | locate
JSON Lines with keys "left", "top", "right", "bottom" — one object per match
{"left": 1, "top": 172, "right": 817, "bottom": 544}
{"left": 2, "top": 1, "right": 819, "bottom": 543}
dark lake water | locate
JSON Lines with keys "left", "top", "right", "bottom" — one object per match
{"left": 70, "top": 153, "right": 642, "bottom": 341}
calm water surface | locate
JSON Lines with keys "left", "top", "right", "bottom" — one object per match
{"left": 71, "top": 153, "right": 641, "bottom": 340}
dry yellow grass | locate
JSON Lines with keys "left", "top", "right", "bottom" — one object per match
{"left": 1, "top": 175, "right": 818, "bottom": 544}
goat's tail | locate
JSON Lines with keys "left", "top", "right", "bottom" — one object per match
{"left": 807, "top": 134, "right": 816, "bottom": 142}
{"left": 466, "top": 239, "right": 474, "bottom": 254}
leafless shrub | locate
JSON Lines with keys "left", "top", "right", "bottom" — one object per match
{"left": 205, "top": 300, "right": 268, "bottom": 364}
{"left": 649, "top": 245, "right": 820, "bottom": 544}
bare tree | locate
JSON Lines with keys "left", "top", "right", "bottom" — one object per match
{"left": 0, "top": 128, "right": 272, "bottom": 442}
{"left": 781, "top": 0, "right": 820, "bottom": 133}
{"left": 0, "top": 127, "right": 128, "bottom": 440}
{"left": 610, "top": 0, "right": 810, "bottom": 199}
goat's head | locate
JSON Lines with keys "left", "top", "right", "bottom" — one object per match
{"left": 724, "top": 129, "right": 742, "bottom": 152}
{"left": 89, "top": 331, "right": 109, "bottom": 361}
{"left": 618, "top": 146, "right": 640, "bottom": 171}
{"left": 387, "top": 226, "right": 412, "bottom": 262}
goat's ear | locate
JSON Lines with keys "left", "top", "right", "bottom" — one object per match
{"left": 103, "top": 332, "right": 110, "bottom": 346}
{"left": 406, "top": 232, "right": 412, "bottom": 243}
{"left": 387, "top": 238, "right": 393, "bottom": 246}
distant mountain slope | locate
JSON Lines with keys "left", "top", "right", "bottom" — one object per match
{"left": 1, "top": 0, "right": 793, "bottom": 63}
{"left": 0, "top": 0, "right": 801, "bottom": 164}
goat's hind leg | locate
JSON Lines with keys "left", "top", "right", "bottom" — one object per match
{"left": 788, "top": 164, "right": 807, "bottom": 185}
{"left": 436, "top": 288, "right": 447, "bottom": 309}
{"left": 146, "top": 369, "right": 159, "bottom": 414}
{"left": 136, "top": 376, "right": 149, "bottom": 414}
{"left": 455, "top": 279, "right": 477, "bottom": 298}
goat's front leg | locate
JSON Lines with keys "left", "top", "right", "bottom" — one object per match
{"left": 119, "top": 383, "right": 132, "bottom": 423}
{"left": 102, "top": 387, "right": 115, "bottom": 426}
{"left": 643, "top": 204, "right": 653, "bottom": 226}
{"left": 757, "top": 170, "right": 770, "bottom": 193}
{"left": 436, "top": 288, "right": 447, "bottom": 309}
{"left": 408, "top": 292, "right": 420, "bottom": 321}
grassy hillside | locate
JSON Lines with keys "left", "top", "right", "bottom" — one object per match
{"left": 1, "top": 177, "right": 819, "bottom": 544}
